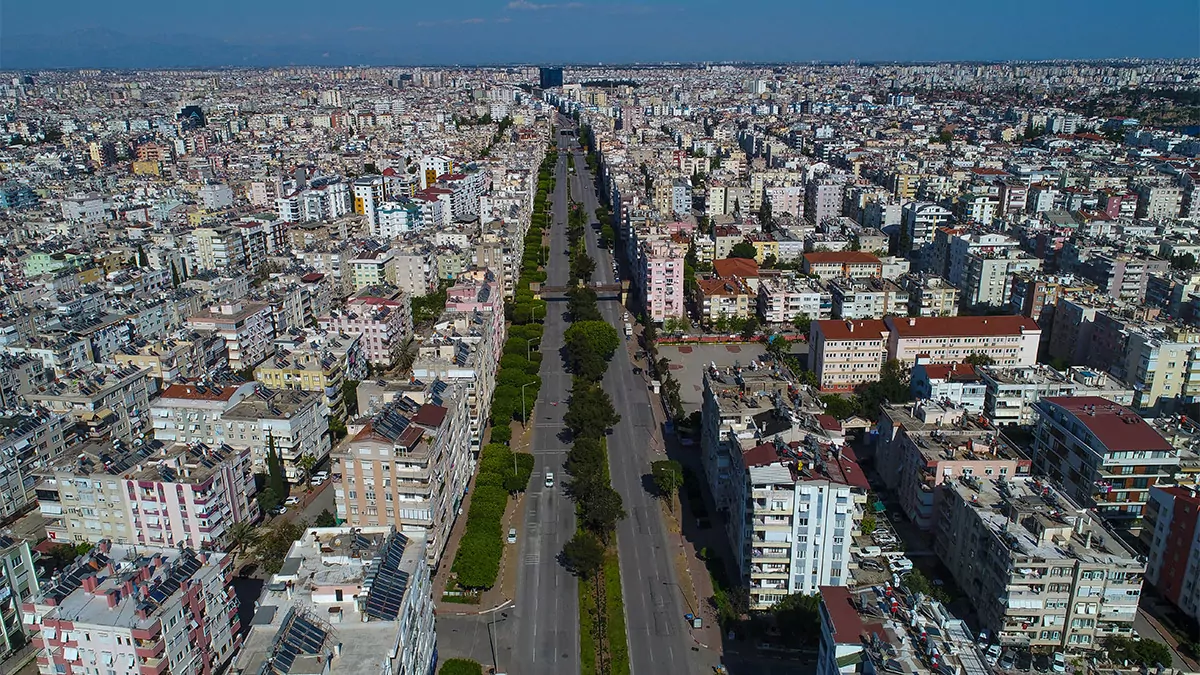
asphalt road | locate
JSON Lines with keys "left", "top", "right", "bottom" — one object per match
{"left": 512, "top": 126, "right": 580, "bottom": 675}
{"left": 568, "top": 127, "right": 699, "bottom": 674}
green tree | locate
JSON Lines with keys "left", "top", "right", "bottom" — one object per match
{"left": 757, "top": 198, "right": 773, "bottom": 231}
{"left": 342, "top": 380, "right": 360, "bottom": 417}
{"left": 579, "top": 484, "right": 626, "bottom": 542}
{"left": 651, "top": 460, "right": 684, "bottom": 510}
{"left": 571, "top": 250, "right": 597, "bottom": 282}
{"left": 315, "top": 509, "right": 338, "bottom": 527}
{"left": 1103, "top": 636, "right": 1173, "bottom": 668}
{"left": 227, "top": 521, "right": 259, "bottom": 557}
{"left": 565, "top": 383, "right": 621, "bottom": 439}
{"left": 740, "top": 316, "right": 759, "bottom": 340}
{"left": 257, "top": 486, "right": 280, "bottom": 513}
{"left": 254, "top": 519, "right": 307, "bottom": 575}
{"left": 854, "top": 359, "right": 912, "bottom": 419}
{"left": 266, "top": 435, "right": 287, "bottom": 499}
{"left": 564, "top": 320, "right": 621, "bottom": 361}
{"left": 567, "top": 286, "right": 602, "bottom": 321}
{"left": 562, "top": 530, "right": 606, "bottom": 579}
{"left": 1171, "top": 252, "right": 1198, "bottom": 271}
{"left": 820, "top": 395, "right": 861, "bottom": 420}
{"left": 439, "top": 659, "right": 484, "bottom": 675}
{"left": 963, "top": 352, "right": 996, "bottom": 366}
{"left": 861, "top": 512, "right": 877, "bottom": 535}
{"left": 489, "top": 423, "right": 512, "bottom": 445}
{"left": 170, "top": 262, "right": 181, "bottom": 287}
{"left": 791, "top": 313, "right": 812, "bottom": 334}
{"left": 771, "top": 593, "right": 822, "bottom": 647}
{"left": 137, "top": 246, "right": 149, "bottom": 268}
{"left": 729, "top": 241, "right": 758, "bottom": 259}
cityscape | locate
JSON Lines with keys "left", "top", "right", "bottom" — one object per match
{"left": 0, "top": 6, "right": 1199, "bottom": 675}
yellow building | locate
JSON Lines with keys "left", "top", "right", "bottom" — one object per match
{"left": 253, "top": 333, "right": 367, "bottom": 421}
{"left": 131, "top": 160, "right": 161, "bottom": 176}
{"left": 746, "top": 236, "right": 779, "bottom": 264}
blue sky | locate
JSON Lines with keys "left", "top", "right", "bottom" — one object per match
{"left": 2, "top": 0, "right": 1197, "bottom": 68}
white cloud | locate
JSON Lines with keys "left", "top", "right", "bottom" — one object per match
{"left": 506, "top": 0, "right": 586, "bottom": 9}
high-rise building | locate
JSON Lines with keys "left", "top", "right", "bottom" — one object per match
{"left": 1142, "top": 486, "right": 1200, "bottom": 622}
{"left": 539, "top": 67, "right": 563, "bottom": 89}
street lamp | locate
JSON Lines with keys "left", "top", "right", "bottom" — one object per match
{"left": 526, "top": 337, "right": 541, "bottom": 361}
{"left": 521, "top": 381, "right": 536, "bottom": 430}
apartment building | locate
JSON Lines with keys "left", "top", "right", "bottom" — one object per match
{"left": 1135, "top": 183, "right": 1184, "bottom": 220}
{"left": 349, "top": 250, "right": 393, "bottom": 291}
{"left": 935, "top": 477, "right": 1143, "bottom": 651}
{"left": 375, "top": 200, "right": 423, "bottom": 238}
{"left": 828, "top": 277, "right": 908, "bottom": 320}
{"left": 28, "top": 365, "right": 151, "bottom": 445}
{"left": 817, "top": 585, "right": 990, "bottom": 675}
{"left": 877, "top": 402, "right": 1031, "bottom": 530}
{"left": 909, "top": 361, "right": 986, "bottom": 413}
{"left": 900, "top": 201, "right": 952, "bottom": 256}
{"left": 696, "top": 277, "right": 756, "bottom": 325}
{"left": 0, "top": 353, "right": 52, "bottom": 409}
{"left": 884, "top": 315, "right": 1041, "bottom": 367}
{"left": 334, "top": 386, "right": 472, "bottom": 565}
{"left": 757, "top": 275, "right": 831, "bottom": 325}
{"left": 40, "top": 440, "right": 258, "bottom": 549}
{"left": 979, "top": 365, "right": 1134, "bottom": 428}
{"left": 185, "top": 301, "right": 275, "bottom": 370}
{"left": 191, "top": 226, "right": 247, "bottom": 273}
{"left": 352, "top": 175, "right": 387, "bottom": 226}
{"left": 1112, "top": 323, "right": 1200, "bottom": 412}
{"left": 412, "top": 311, "right": 501, "bottom": 452}
{"left": 0, "top": 408, "right": 69, "bottom": 521}
{"left": 801, "top": 251, "right": 883, "bottom": 281}
{"left": 809, "top": 319, "right": 890, "bottom": 392}
{"left": 223, "top": 389, "right": 331, "bottom": 483}
{"left": 25, "top": 543, "right": 240, "bottom": 675}
{"left": 319, "top": 296, "right": 413, "bottom": 367}
{"left": 112, "top": 339, "right": 205, "bottom": 384}
{"left": 150, "top": 382, "right": 257, "bottom": 446}
{"left": 1032, "top": 396, "right": 1177, "bottom": 523}
{"left": 1074, "top": 253, "right": 1169, "bottom": 303}
{"left": 636, "top": 239, "right": 685, "bottom": 323}
{"left": 391, "top": 248, "right": 435, "bottom": 298}
{"left": 254, "top": 332, "right": 368, "bottom": 421}
{"left": 902, "top": 274, "right": 960, "bottom": 317}
{"left": 0, "top": 535, "right": 38, "bottom": 657}
{"left": 1141, "top": 486, "right": 1200, "bottom": 622}
{"left": 732, "top": 439, "right": 869, "bottom": 608}
{"left": 232, "top": 527, "right": 435, "bottom": 675}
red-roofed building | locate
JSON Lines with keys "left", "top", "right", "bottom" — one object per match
{"left": 885, "top": 315, "right": 1040, "bottom": 367}
{"left": 1143, "top": 486, "right": 1200, "bottom": 620}
{"left": 712, "top": 257, "right": 760, "bottom": 288}
{"left": 910, "top": 358, "right": 985, "bottom": 413}
{"left": 1032, "top": 396, "right": 1175, "bottom": 522}
{"left": 818, "top": 586, "right": 867, "bottom": 675}
{"left": 802, "top": 251, "right": 883, "bottom": 281}
{"left": 810, "top": 319, "right": 890, "bottom": 392}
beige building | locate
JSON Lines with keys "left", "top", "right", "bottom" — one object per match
{"left": 112, "top": 338, "right": 206, "bottom": 384}
{"left": 334, "top": 384, "right": 472, "bottom": 565}
{"left": 223, "top": 389, "right": 331, "bottom": 483}
{"left": 809, "top": 319, "right": 890, "bottom": 392}
{"left": 28, "top": 364, "right": 151, "bottom": 444}
{"left": 884, "top": 315, "right": 1041, "bottom": 367}
{"left": 936, "top": 476, "right": 1143, "bottom": 652}
{"left": 697, "top": 277, "right": 756, "bottom": 325}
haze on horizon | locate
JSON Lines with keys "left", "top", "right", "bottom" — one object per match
{"left": 1, "top": 0, "right": 1197, "bottom": 70}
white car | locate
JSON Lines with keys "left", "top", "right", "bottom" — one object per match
{"left": 284, "top": 496, "right": 300, "bottom": 506}
{"left": 985, "top": 644, "right": 1002, "bottom": 666}
{"left": 545, "top": 472, "right": 555, "bottom": 488}
{"left": 310, "top": 477, "right": 325, "bottom": 487}
{"left": 888, "top": 557, "right": 914, "bottom": 572}
{"left": 1051, "top": 653, "right": 1067, "bottom": 673}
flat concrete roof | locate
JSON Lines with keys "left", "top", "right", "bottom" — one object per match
{"left": 658, "top": 342, "right": 769, "bottom": 414}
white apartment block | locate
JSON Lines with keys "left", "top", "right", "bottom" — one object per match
{"left": 319, "top": 296, "right": 413, "bottom": 367}
{"left": 186, "top": 302, "right": 276, "bottom": 370}
{"left": 757, "top": 275, "right": 831, "bottom": 325}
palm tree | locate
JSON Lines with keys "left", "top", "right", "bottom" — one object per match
{"left": 228, "top": 521, "right": 259, "bottom": 558}
{"left": 392, "top": 335, "right": 418, "bottom": 376}
{"left": 298, "top": 454, "right": 318, "bottom": 491}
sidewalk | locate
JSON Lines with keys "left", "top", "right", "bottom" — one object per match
{"left": 432, "top": 422, "right": 529, "bottom": 616}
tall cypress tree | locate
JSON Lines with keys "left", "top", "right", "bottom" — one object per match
{"left": 267, "top": 433, "right": 286, "bottom": 498}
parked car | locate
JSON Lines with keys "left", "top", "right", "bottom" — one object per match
{"left": 888, "top": 557, "right": 914, "bottom": 573}
{"left": 1015, "top": 650, "right": 1033, "bottom": 672}
{"left": 1051, "top": 653, "right": 1066, "bottom": 673}
{"left": 545, "top": 472, "right": 555, "bottom": 488}
{"left": 310, "top": 476, "right": 325, "bottom": 487}
{"left": 859, "top": 545, "right": 882, "bottom": 557}
{"left": 507, "top": 528, "right": 517, "bottom": 544}
{"left": 269, "top": 506, "right": 287, "bottom": 516}
{"left": 1034, "top": 653, "right": 1050, "bottom": 672}
{"left": 859, "top": 559, "right": 884, "bottom": 572}
{"left": 985, "top": 644, "right": 1002, "bottom": 666}
{"left": 999, "top": 649, "right": 1016, "bottom": 670}
{"left": 284, "top": 496, "right": 300, "bottom": 506}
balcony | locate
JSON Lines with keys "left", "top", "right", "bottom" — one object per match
{"left": 135, "top": 638, "right": 165, "bottom": 659}
{"left": 140, "top": 655, "right": 168, "bottom": 675}
{"left": 751, "top": 548, "right": 789, "bottom": 560}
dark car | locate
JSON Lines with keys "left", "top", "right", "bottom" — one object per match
{"left": 998, "top": 649, "right": 1016, "bottom": 671}
{"left": 1033, "top": 654, "right": 1050, "bottom": 673}
{"left": 1015, "top": 650, "right": 1033, "bottom": 672}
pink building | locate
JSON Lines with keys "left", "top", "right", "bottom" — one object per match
{"left": 319, "top": 296, "right": 413, "bottom": 366}
{"left": 637, "top": 239, "right": 685, "bottom": 323}
{"left": 444, "top": 270, "right": 506, "bottom": 364}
